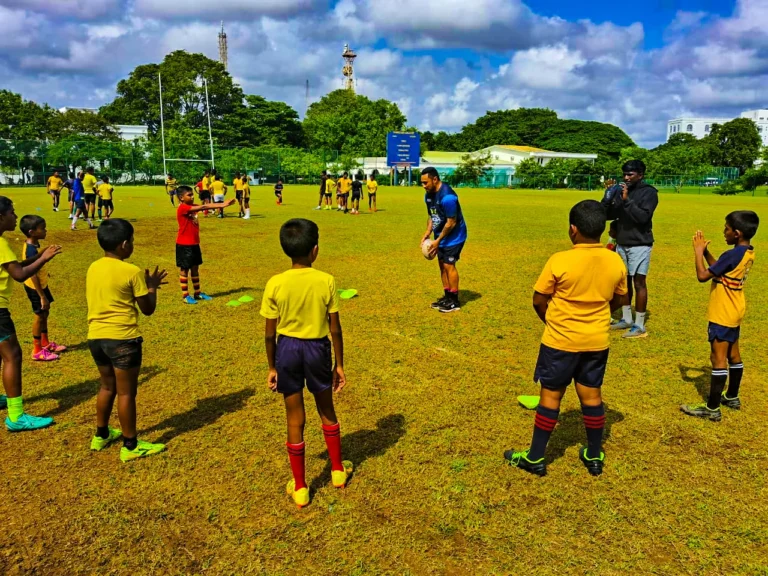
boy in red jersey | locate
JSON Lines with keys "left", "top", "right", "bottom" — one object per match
{"left": 175, "top": 186, "right": 234, "bottom": 305}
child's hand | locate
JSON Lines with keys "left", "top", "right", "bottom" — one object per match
{"left": 40, "top": 295, "right": 50, "bottom": 311}
{"left": 267, "top": 368, "right": 278, "bottom": 392}
{"left": 333, "top": 365, "right": 346, "bottom": 392}
{"left": 225, "top": 199, "right": 237, "bottom": 206}
{"left": 693, "top": 230, "right": 710, "bottom": 253}
{"left": 41, "top": 245, "right": 62, "bottom": 261}
{"left": 145, "top": 266, "right": 168, "bottom": 290}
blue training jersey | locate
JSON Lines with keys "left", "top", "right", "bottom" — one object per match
{"left": 425, "top": 183, "right": 467, "bottom": 248}
{"left": 72, "top": 178, "right": 84, "bottom": 202}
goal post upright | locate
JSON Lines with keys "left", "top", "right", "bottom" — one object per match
{"left": 204, "top": 78, "right": 215, "bottom": 170}
{"left": 158, "top": 72, "right": 167, "bottom": 178}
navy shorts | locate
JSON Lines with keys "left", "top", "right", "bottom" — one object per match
{"left": 75, "top": 200, "right": 86, "bottom": 212}
{"left": 438, "top": 242, "right": 465, "bottom": 264}
{"left": 534, "top": 344, "right": 609, "bottom": 390}
{"left": 89, "top": 337, "right": 143, "bottom": 370}
{"left": 0, "top": 309, "right": 16, "bottom": 343}
{"left": 276, "top": 335, "right": 332, "bottom": 395}
{"left": 708, "top": 322, "right": 740, "bottom": 343}
{"left": 24, "top": 286, "right": 54, "bottom": 315}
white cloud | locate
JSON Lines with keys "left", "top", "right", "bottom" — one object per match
{"left": 355, "top": 49, "right": 402, "bottom": 76}
{"left": 0, "top": 6, "right": 38, "bottom": 49}
{"left": 134, "top": 0, "right": 322, "bottom": 19}
{"left": 364, "top": 0, "right": 524, "bottom": 32}
{"left": 0, "top": 0, "right": 120, "bottom": 19}
{"left": 692, "top": 43, "right": 768, "bottom": 76}
{"left": 668, "top": 10, "right": 708, "bottom": 32}
{"left": 508, "top": 44, "right": 586, "bottom": 89}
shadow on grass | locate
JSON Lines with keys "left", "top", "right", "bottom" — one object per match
{"left": 545, "top": 405, "right": 624, "bottom": 464}
{"left": 29, "top": 365, "right": 166, "bottom": 418}
{"left": 679, "top": 365, "right": 711, "bottom": 401}
{"left": 62, "top": 341, "right": 91, "bottom": 353}
{"left": 310, "top": 413, "right": 406, "bottom": 492}
{"left": 141, "top": 387, "right": 255, "bottom": 445}
{"left": 459, "top": 290, "right": 482, "bottom": 305}
{"left": 206, "top": 287, "right": 261, "bottom": 299}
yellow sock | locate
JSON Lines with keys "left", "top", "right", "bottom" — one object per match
{"left": 7, "top": 396, "right": 23, "bottom": 422}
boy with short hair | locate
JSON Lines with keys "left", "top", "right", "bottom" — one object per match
{"left": 175, "top": 186, "right": 235, "bottom": 304}
{"left": 367, "top": 176, "right": 378, "bottom": 212}
{"left": 242, "top": 174, "right": 251, "bottom": 220}
{"left": 70, "top": 171, "right": 91, "bottom": 230}
{"left": 0, "top": 197, "right": 62, "bottom": 431}
{"left": 47, "top": 170, "right": 63, "bottom": 212}
{"left": 20, "top": 215, "right": 66, "bottom": 362}
{"left": 505, "top": 200, "right": 627, "bottom": 477}
{"left": 97, "top": 176, "right": 115, "bottom": 220}
{"left": 233, "top": 172, "right": 245, "bottom": 217}
{"left": 350, "top": 176, "right": 363, "bottom": 215}
{"left": 261, "top": 218, "right": 352, "bottom": 508}
{"left": 166, "top": 174, "right": 178, "bottom": 206}
{"left": 86, "top": 219, "right": 168, "bottom": 461}
{"left": 210, "top": 175, "right": 227, "bottom": 219}
{"left": 83, "top": 167, "right": 98, "bottom": 224}
{"left": 324, "top": 175, "right": 336, "bottom": 211}
{"left": 338, "top": 172, "right": 351, "bottom": 212}
{"left": 682, "top": 211, "right": 759, "bottom": 421}
{"left": 274, "top": 179, "right": 284, "bottom": 205}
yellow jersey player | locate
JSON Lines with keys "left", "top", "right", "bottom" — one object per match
{"left": 367, "top": 176, "right": 378, "bottom": 212}
{"left": 166, "top": 174, "right": 178, "bottom": 206}
{"left": 242, "top": 174, "right": 251, "bottom": 220}
{"left": 682, "top": 211, "right": 759, "bottom": 421}
{"left": 46, "top": 171, "right": 64, "bottom": 212}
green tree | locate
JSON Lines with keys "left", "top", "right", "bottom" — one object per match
{"left": 0, "top": 90, "right": 55, "bottom": 140}
{"left": 703, "top": 119, "right": 761, "bottom": 174}
{"left": 219, "top": 95, "right": 304, "bottom": 148}
{"left": 453, "top": 108, "right": 556, "bottom": 151}
{"left": 303, "top": 90, "right": 406, "bottom": 155}
{"left": 451, "top": 152, "right": 492, "bottom": 185}
{"left": 51, "top": 109, "right": 119, "bottom": 140}
{"left": 535, "top": 119, "right": 635, "bottom": 158}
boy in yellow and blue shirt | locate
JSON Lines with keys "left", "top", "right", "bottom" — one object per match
{"left": 506, "top": 200, "right": 627, "bottom": 477}
{"left": 682, "top": 211, "right": 759, "bottom": 421}
{"left": 261, "top": 218, "right": 352, "bottom": 508}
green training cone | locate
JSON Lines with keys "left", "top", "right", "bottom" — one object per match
{"left": 517, "top": 395, "right": 540, "bottom": 410}
{"left": 238, "top": 295, "right": 255, "bottom": 303}
{"left": 339, "top": 289, "right": 358, "bottom": 300}
{"left": 226, "top": 300, "right": 243, "bottom": 307}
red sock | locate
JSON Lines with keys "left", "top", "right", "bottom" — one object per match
{"left": 33, "top": 335, "right": 42, "bottom": 354}
{"left": 286, "top": 442, "right": 306, "bottom": 489}
{"left": 322, "top": 423, "right": 343, "bottom": 472}
{"left": 41, "top": 331, "right": 50, "bottom": 348}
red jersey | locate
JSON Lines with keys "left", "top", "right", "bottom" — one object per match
{"left": 176, "top": 203, "right": 200, "bottom": 245}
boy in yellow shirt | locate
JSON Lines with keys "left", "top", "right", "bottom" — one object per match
{"left": 241, "top": 174, "right": 251, "bottom": 220}
{"left": 506, "top": 200, "right": 627, "bottom": 477}
{"left": 210, "top": 175, "right": 228, "bottom": 219}
{"left": 367, "top": 176, "right": 378, "bottom": 212}
{"left": 86, "top": 219, "right": 167, "bottom": 461}
{"left": 82, "top": 167, "right": 98, "bottom": 224}
{"left": 682, "top": 211, "right": 759, "bottom": 421}
{"left": 324, "top": 175, "right": 336, "bottom": 211}
{"left": 0, "top": 196, "right": 62, "bottom": 431}
{"left": 260, "top": 218, "right": 352, "bottom": 507}
{"left": 166, "top": 174, "right": 178, "bottom": 206}
{"left": 46, "top": 170, "right": 63, "bottom": 212}
{"left": 233, "top": 172, "right": 245, "bottom": 218}
{"left": 97, "top": 176, "right": 115, "bottom": 220}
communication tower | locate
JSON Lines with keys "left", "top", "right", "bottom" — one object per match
{"left": 342, "top": 43, "right": 357, "bottom": 92}
{"left": 218, "top": 21, "right": 228, "bottom": 71}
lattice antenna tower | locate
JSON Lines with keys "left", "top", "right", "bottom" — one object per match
{"left": 342, "top": 43, "right": 357, "bottom": 92}
{"left": 218, "top": 21, "right": 228, "bottom": 71}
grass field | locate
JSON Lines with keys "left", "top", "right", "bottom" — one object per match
{"left": 0, "top": 184, "right": 767, "bottom": 575}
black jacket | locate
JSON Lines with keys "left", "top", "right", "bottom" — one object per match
{"left": 601, "top": 181, "right": 659, "bottom": 246}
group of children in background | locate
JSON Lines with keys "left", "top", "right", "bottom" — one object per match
{"left": 316, "top": 171, "right": 378, "bottom": 214}
{"left": 46, "top": 168, "right": 115, "bottom": 231}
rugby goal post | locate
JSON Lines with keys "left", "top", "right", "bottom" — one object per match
{"left": 393, "top": 162, "right": 414, "bottom": 186}
{"left": 158, "top": 73, "right": 216, "bottom": 182}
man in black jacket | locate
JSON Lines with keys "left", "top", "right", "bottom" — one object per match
{"left": 601, "top": 160, "right": 659, "bottom": 339}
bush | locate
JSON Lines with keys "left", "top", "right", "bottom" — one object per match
{"left": 713, "top": 180, "right": 742, "bottom": 195}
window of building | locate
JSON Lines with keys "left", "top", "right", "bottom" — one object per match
{"left": 687, "top": 124, "right": 693, "bottom": 132}
{"left": 705, "top": 125, "right": 710, "bottom": 132}
{"left": 759, "top": 126, "right": 764, "bottom": 133}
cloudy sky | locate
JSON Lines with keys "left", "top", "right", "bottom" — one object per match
{"left": 1, "top": 0, "right": 766, "bottom": 147}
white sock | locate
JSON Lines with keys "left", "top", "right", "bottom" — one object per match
{"left": 635, "top": 312, "right": 646, "bottom": 329}
{"left": 622, "top": 306, "right": 633, "bottom": 324}
{"left": 245, "top": 209, "right": 250, "bottom": 217}
{"left": 71, "top": 215, "right": 78, "bottom": 227}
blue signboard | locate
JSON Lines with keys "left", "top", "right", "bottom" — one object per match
{"left": 387, "top": 132, "right": 420, "bottom": 167}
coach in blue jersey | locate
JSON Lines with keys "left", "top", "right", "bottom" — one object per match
{"left": 420, "top": 167, "right": 468, "bottom": 313}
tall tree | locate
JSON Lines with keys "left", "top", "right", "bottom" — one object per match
{"left": 51, "top": 108, "right": 119, "bottom": 140}
{"left": 303, "top": 90, "right": 406, "bottom": 155}
{"left": 222, "top": 95, "right": 304, "bottom": 148}
{"left": 703, "top": 118, "right": 761, "bottom": 174}
{"left": 0, "top": 90, "right": 55, "bottom": 140}
{"left": 535, "top": 119, "right": 635, "bottom": 158}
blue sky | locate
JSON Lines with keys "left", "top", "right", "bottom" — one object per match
{"left": 0, "top": 0, "right": 766, "bottom": 147}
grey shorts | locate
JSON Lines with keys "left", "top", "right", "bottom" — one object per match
{"left": 213, "top": 194, "right": 225, "bottom": 203}
{"left": 617, "top": 245, "right": 652, "bottom": 276}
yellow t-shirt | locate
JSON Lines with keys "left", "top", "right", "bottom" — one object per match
{"left": 234, "top": 178, "right": 244, "bottom": 191}
{"left": 0, "top": 237, "right": 17, "bottom": 308}
{"left": 534, "top": 244, "right": 628, "bottom": 352}
{"left": 338, "top": 178, "right": 352, "bottom": 193}
{"left": 166, "top": 178, "right": 178, "bottom": 191}
{"left": 367, "top": 180, "right": 378, "bottom": 194}
{"left": 86, "top": 257, "right": 149, "bottom": 340}
{"left": 260, "top": 268, "right": 340, "bottom": 339}
{"left": 47, "top": 176, "right": 63, "bottom": 191}
{"left": 242, "top": 182, "right": 250, "bottom": 197}
{"left": 22, "top": 242, "right": 47, "bottom": 290}
{"left": 202, "top": 176, "right": 210, "bottom": 191}
{"left": 326, "top": 179, "right": 337, "bottom": 194}
{"left": 707, "top": 245, "right": 755, "bottom": 327}
{"left": 97, "top": 183, "right": 113, "bottom": 200}
{"left": 82, "top": 173, "right": 97, "bottom": 193}
{"left": 210, "top": 180, "right": 226, "bottom": 196}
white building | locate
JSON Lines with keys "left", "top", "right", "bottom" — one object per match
{"left": 667, "top": 109, "right": 768, "bottom": 145}
{"left": 57, "top": 107, "right": 148, "bottom": 141}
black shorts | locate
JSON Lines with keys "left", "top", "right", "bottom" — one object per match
{"left": 0, "top": 308, "right": 16, "bottom": 343}
{"left": 75, "top": 200, "right": 86, "bottom": 212}
{"left": 176, "top": 244, "right": 203, "bottom": 269}
{"left": 24, "top": 286, "right": 54, "bottom": 315}
{"left": 68, "top": 190, "right": 74, "bottom": 202}
{"left": 351, "top": 193, "right": 361, "bottom": 201}
{"left": 437, "top": 242, "right": 465, "bottom": 264}
{"left": 534, "top": 344, "right": 609, "bottom": 390}
{"left": 50, "top": 189, "right": 61, "bottom": 196}
{"left": 236, "top": 191, "right": 243, "bottom": 200}
{"left": 199, "top": 191, "right": 211, "bottom": 201}
{"left": 89, "top": 337, "right": 143, "bottom": 370}
{"left": 274, "top": 190, "right": 283, "bottom": 197}
{"left": 102, "top": 199, "right": 114, "bottom": 210}
{"left": 708, "top": 322, "right": 740, "bottom": 343}
{"left": 324, "top": 193, "right": 332, "bottom": 198}
{"left": 97, "top": 197, "right": 103, "bottom": 208}
{"left": 84, "top": 193, "right": 96, "bottom": 205}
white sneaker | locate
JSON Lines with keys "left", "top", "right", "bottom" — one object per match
{"left": 314, "top": 206, "right": 322, "bottom": 210}
{"left": 53, "top": 208, "right": 58, "bottom": 212}
{"left": 243, "top": 215, "right": 250, "bottom": 220}
{"left": 68, "top": 214, "right": 73, "bottom": 219}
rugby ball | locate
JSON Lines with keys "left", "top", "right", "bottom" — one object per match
{"left": 421, "top": 239, "right": 436, "bottom": 260}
